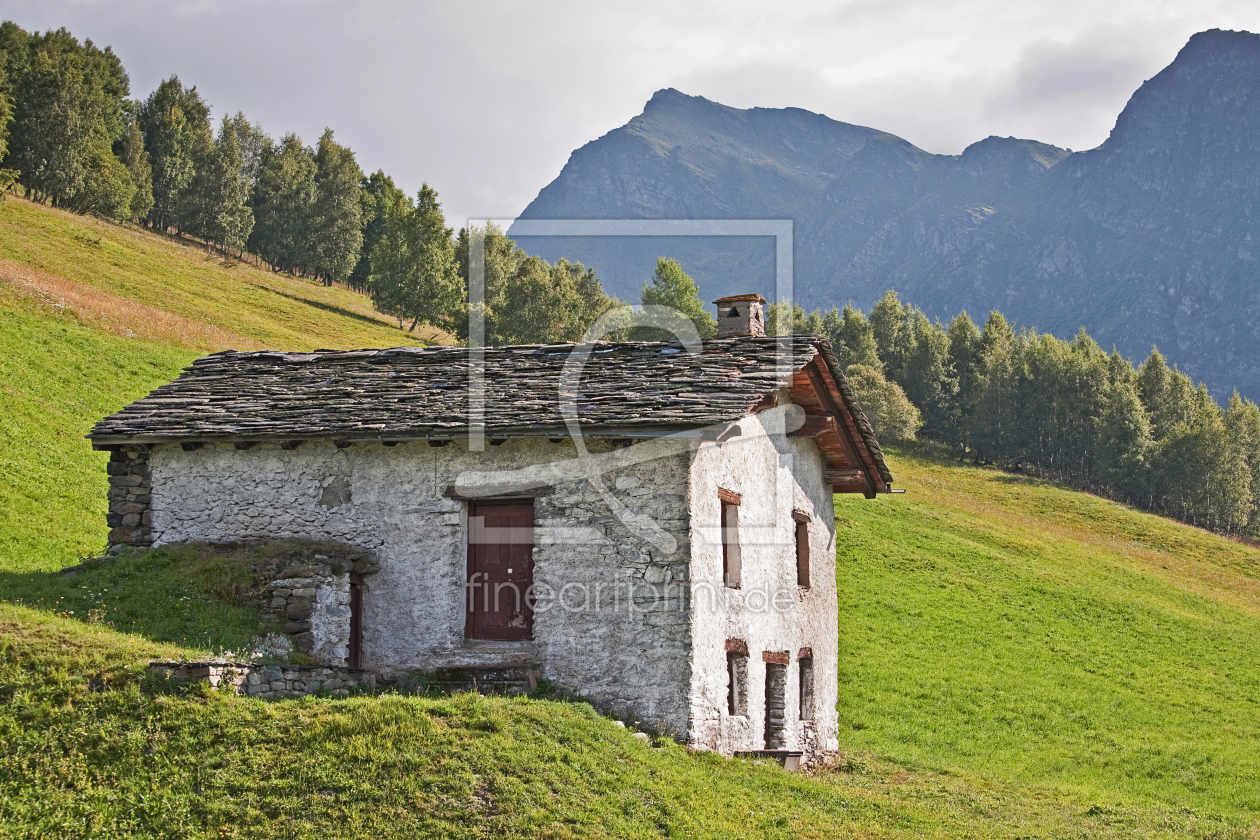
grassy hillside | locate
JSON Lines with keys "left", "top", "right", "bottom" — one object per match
{"left": 0, "top": 304, "right": 189, "bottom": 572}
{"left": 1, "top": 199, "right": 1258, "bottom": 836}
{"left": 1, "top": 453, "right": 1255, "bottom": 838}
{"left": 835, "top": 450, "right": 1260, "bottom": 815}
{"left": 0, "top": 197, "right": 444, "bottom": 573}
{"left": 0, "top": 196, "right": 443, "bottom": 352}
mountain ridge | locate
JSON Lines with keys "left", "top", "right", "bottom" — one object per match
{"left": 516, "top": 28, "right": 1260, "bottom": 400}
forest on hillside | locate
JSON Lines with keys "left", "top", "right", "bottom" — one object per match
{"left": 0, "top": 21, "right": 625, "bottom": 344}
{"left": 767, "top": 294, "right": 1260, "bottom": 540}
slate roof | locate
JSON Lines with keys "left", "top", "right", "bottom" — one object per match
{"left": 90, "top": 336, "right": 891, "bottom": 486}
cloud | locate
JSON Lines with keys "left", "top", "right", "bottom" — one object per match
{"left": 7, "top": 0, "right": 1260, "bottom": 220}
{"left": 979, "top": 27, "right": 1179, "bottom": 151}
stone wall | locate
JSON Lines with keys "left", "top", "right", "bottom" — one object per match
{"left": 685, "top": 398, "right": 841, "bottom": 762}
{"left": 149, "top": 661, "right": 376, "bottom": 698}
{"left": 145, "top": 436, "right": 697, "bottom": 738}
{"left": 137, "top": 404, "right": 840, "bottom": 758}
{"left": 105, "top": 445, "right": 152, "bottom": 548}
{"left": 260, "top": 551, "right": 377, "bottom": 665}
{"left": 531, "top": 446, "right": 694, "bottom": 737}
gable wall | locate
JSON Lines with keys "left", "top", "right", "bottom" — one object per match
{"left": 147, "top": 436, "right": 696, "bottom": 736}
{"left": 685, "top": 401, "right": 841, "bottom": 759}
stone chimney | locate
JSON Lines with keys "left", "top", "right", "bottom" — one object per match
{"left": 714, "top": 294, "right": 767, "bottom": 338}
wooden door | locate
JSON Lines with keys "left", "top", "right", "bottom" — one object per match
{"left": 466, "top": 501, "right": 535, "bottom": 640}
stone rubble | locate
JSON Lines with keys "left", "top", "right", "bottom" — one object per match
{"left": 258, "top": 550, "right": 377, "bottom": 664}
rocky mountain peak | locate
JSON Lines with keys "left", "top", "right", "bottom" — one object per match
{"left": 516, "top": 30, "right": 1260, "bottom": 400}
{"left": 1105, "top": 28, "right": 1260, "bottom": 154}
{"left": 957, "top": 136, "right": 1069, "bottom": 179}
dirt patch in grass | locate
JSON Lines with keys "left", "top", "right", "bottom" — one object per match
{"left": 0, "top": 258, "right": 263, "bottom": 351}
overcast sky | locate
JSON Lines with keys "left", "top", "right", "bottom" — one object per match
{"left": 7, "top": 1, "right": 1260, "bottom": 227}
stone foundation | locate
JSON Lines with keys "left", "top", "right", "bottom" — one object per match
{"left": 105, "top": 445, "right": 152, "bottom": 548}
{"left": 149, "top": 661, "right": 376, "bottom": 698}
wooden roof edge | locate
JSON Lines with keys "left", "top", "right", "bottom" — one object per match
{"left": 808, "top": 339, "right": 894, "bottom": 492}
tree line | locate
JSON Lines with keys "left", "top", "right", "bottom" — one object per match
{"left": 0, "top": 20, "right": 716, "bottom": 348}
{"left": 770, "top": 293, "right": 1260, "bottom": 537}
{"left": 0, "top": 22, "right": 369, "bottom": 280}
{"left": 0, "top": 20, "right": 724, "bottom": 347}
{"left": 0, "top": 22, "right": 638, "bottom": 343}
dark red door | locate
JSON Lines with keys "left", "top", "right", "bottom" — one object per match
{"left": 466, "top": 501, "right": 535, "bottom": 640}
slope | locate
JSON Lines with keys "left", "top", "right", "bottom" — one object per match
{"left": 0, "top": 197, "right": 437, "bottom": 572}
{"left": 0, "top": 196, "right": 442, "bottom": 352}
{"left": 516, "top": 29, "right": 1260, "bottom": 401}
{"left": 1, "top": 200, "right": 1259, "bottom": 835}
{"left": 836, "top": 448, "right": 1260, "bottom": 815}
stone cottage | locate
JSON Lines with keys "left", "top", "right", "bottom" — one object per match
{"left": 89, "top": 297, "right": 893, "bottom": 762}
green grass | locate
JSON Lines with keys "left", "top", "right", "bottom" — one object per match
{"left": 1, "top": 599, "right": 1249, "bottom": 839}
{"left": 836, "top": 447, "right": 1260, "bottom": 818}
{"left": 2, "top": 202, "right": 1260, "bottom": 835}
{"left": 1, "top": 544, "right": 283, "bottom": 653}
{"left": 0, "top": 304, "right": 190, "bottom": 572}
{"left": 0, "top": 196, "right": 439, "bottom": 351}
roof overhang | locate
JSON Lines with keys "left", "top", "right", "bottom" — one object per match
{"left": 88, "top": 422, "right": 747, "bottom": 451}
{"left": 785, "top": 352, "right": 892, "bottom": 498}
{"left": 87, "top": 337, "right": 894, "bottom": 494}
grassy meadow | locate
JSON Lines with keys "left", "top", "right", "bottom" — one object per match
{"left": 835, "top": 450, "right": 1260, "bottom": 815}
{"left": 0, "top": 197, "right": 1258, "bottom": 836}
{"left": 0, "top": 197, "right": 440, "bottom": 572}
{"left": 0, "top": 196, "right": 442, "bottom": 352}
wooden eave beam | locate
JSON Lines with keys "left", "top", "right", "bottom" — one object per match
{"left": 811, "top": 358, "right": 890, "bottom": 494}
{"left": 802, "top": 360, "right": 879, "bottom": 498}
{"left": 824, "top": 469, "right": 868, "bottom": 493}
{"left": 788, "top": 416, "right": 838, "bottom": 439}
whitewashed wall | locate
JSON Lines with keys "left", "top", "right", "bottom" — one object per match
{"left": 685, "top": 397, "right": 841, "bottom": 759}
{"left": 146, "top": 410, "right": 841, "bottom": 757}
{"left": 148, "top": 437, "right": 695, "bottom": 736}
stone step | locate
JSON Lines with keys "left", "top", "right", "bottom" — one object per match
{"left": 426, "top": 665, "right": 540, "bottom": 695}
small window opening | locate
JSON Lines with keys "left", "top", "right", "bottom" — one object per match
{"left": 799, "top": 656, "right": 814, "bottom": 721}
{"left": 721, "top": 492, "right": 741, "bottom": 588}
{"left": 765, "top": 663, "right": 788, "bottom": 748}
{"left": 793, "top": 511, "right": 811, "bottom": 588}
{"left": 727, "top": 306, "right": 740, "bottom": 317}
{"left": 727, "top": 652, "right": 749, "bottom": 716}
{"left": 348, "top": 573, "right": 364, "bottom": 668}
